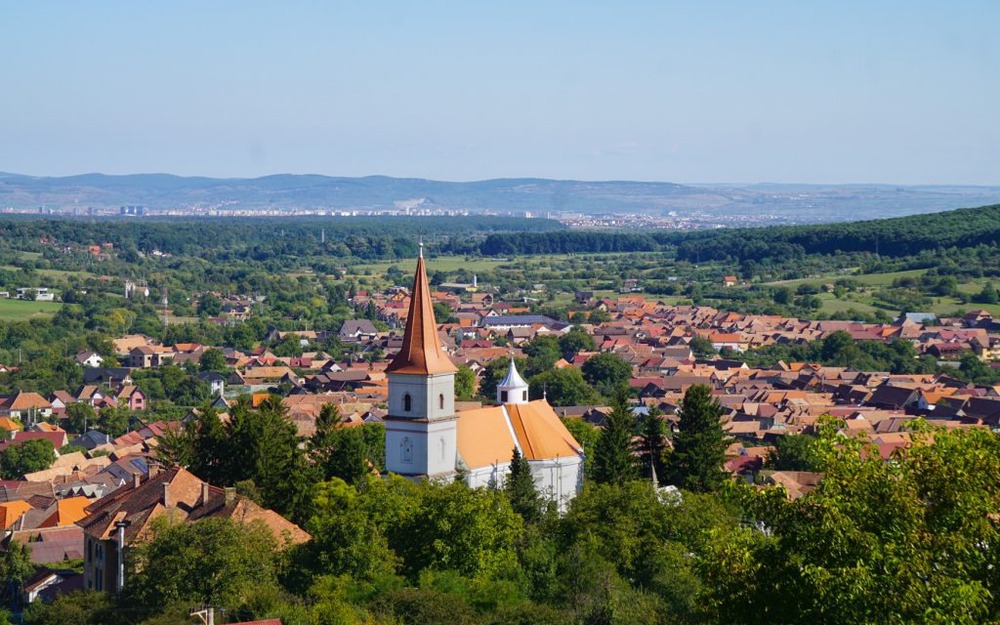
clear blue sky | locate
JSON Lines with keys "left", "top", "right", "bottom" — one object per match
{"left": 2, "top": 1, "right": 997, "bottom": 184}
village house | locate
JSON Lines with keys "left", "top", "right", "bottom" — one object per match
{"left": 77, "top": 465, "right": 309, "bottom": 594}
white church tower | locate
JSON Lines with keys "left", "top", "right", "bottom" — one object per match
{"left": 383, "top": 245, "right": 459, "bottom": 478}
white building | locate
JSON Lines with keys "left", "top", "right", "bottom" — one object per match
{"left": 383, "top": 249, "right": 584, "bottom": 510}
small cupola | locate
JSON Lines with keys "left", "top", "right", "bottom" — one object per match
{"left": 496, "top": 357, "right": 529, "bottom": 405}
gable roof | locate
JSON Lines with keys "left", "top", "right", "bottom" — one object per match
{"left": 455, "top": 400, "right": 582, "bottom": 469}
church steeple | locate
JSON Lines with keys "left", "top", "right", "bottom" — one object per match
{"left": 386, "top": 253, "right": 457, "bottom": 375}
{"left": 383, "top": 251, "right": 458, "bottom": 478}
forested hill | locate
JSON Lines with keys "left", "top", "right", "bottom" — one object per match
{"left": 672, "top": 203, "right": 1000, "bottom": 263}
{"left": 481, "top": 204, "right": 1000, "bottom": 262}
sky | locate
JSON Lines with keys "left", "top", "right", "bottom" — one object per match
{"left": 1, "top": 1, "right": 998, "bottom": 184}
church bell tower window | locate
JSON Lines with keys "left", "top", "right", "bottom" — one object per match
{"left": 403, "top": 393, "right": 412, "bottom": 412}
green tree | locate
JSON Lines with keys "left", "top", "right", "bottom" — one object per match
{"left": 766, "top": 433, "right": 819, "bottom": 471}
{"left": 958, "top": 351, "right": 999, "bottom": 385}
{"left": 637, "top": 406, "right": 668, "bottom": 482}
{"left": 665, "top": 384, "right": 727, "bottom": 493}
{"left": 296, "top": 478, "right": 399, "bottom": 582}
{"left": 388, "top": 480, "right": 522, "bottom": 580}
{"left": 199, "top": 347, "right": 228, "bottom": 372}
{"left": 528, "top": 367, "right": 601, "bottom": 407}
{"left": 0, "top": 541, "right": 35, "bottom": 601}
{"left": 0, "top": 439, "right": 56, "bottom": 479}
{"left": 688, "top": 336, "right": 716, "bottom": 359}
{"left": 581, "top": 352, "right": 633, "bottom": 397}
{"left": 97, "top": 405, "right": 131, "bottom": 438}
{"left": 188, "top": 406, "right": 230, "bottom": 485}
{"left": 592, "top": 390, "right": 638, "bottom": 486}
{"left": 588, "top": 307, "right": 612, "bottom": 324}
{"left": 225, "top": 397, "right": 316, "bottom": 521}
{"left": 706, "top": 423, "right": 1000, "bottom": 624}
{"left": 23, "top": 590, "right": 114, "bottom": 625}
{"left": 505, "top": 447, "right": 544, "bottom": 524}
{"left": 558, "top": 326, "right": 596, "bottom": 360}
{"left": 455, "top": 364, "right": 475, "bottom": 400}
{"left": 124, "top": 517, "right": 283, "bottom": 619}
{"left": 523, "top": 335, "right": 562, "bottom": 375}
{"left": 562, "top": 417, "right": 601, "bottom": 479}
{"left": 154, "top": 423, "right": 192, "bottom": 468}
{"left": 65, "top": 402, "right": 96, "bottom": 434}
{"left": 432, "top": 301, "right": 457, "bottom": 324}
{"left": 198, "top": 292, "right": 223, "bottom": 316}
{"left": 820, "top": 330, "right": 862, "bottom": 367}
{"left": 973, "top": 281, "right": 999, "bottom": 304}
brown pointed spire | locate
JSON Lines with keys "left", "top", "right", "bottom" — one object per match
{"left": 386, "top": 255, "right": 457, "bottom": 375}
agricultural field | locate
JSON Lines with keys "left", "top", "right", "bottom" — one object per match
{"left": 0, "top": 298, "right": 62, "bottom": 321}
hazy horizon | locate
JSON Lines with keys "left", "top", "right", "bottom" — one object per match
{"left": 2, "top": 2, "right": 998, "bottom": 185}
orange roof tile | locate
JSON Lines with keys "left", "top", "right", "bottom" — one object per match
{"left": 40, "top": 495, "right": 92, "bottom": 527}
{"left": 506, "top": 400, "right": 583, "bottom": 461}
{"left": 0, "top": 417, "right": 21, "bottom": 431}
{"left": 456, "top": 406, "right": 517, "bottom": 469}
{"left": 0, "top": 500, "right": 33, "bottom": 529}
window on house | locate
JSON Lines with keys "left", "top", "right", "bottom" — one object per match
{"left": 522, "top": 390, "right": 528, "bottom": 401}
{"left": 403, "top": 393, "right": 412, "bottom": 412}
{"left": 500, "top": 390, "right": 508, "bottom": 403}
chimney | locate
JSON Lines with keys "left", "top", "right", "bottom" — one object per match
{"left": 224, "top": 487, "right": 236, "bottom": 506}
{"left": 132, "top": 472, "right": 141, "bottom": 489}
{"left": 162, "top": 482, "right": 171, "bottom": 509}
{"left": 200, "top": 482, "right": 211, "bottom": 506}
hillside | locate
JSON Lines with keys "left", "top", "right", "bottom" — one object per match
{"left": 482, "top": 203, "right": 1000, "bottom": 261}
{"left": 2, "top": 172, "right": 999, "bottom": 223}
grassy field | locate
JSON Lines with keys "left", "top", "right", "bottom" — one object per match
{"left": 0, "top": 299, "right": 62, "bottom": 321}
{"left": 348, "top": 256, "right": 521, "bottom": 277}
{"left": 815, "top": 293, "right": 883, "bottom": 316}
{"left": 764, "top": 268, "right": 928, "bottom": 289}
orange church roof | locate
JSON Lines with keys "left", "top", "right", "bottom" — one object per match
{"left": 456, "top": 406, "right": 518, "bottom": 469}
{"left": 386, "top": 254, "right": 457, "bottom": 375}
{"left": 506, "top": 400, "right": 583, "bottom": 461}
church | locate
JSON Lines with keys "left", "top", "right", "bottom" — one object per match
{"left": 383, "top": 248, "right": 584, "bottom": 510}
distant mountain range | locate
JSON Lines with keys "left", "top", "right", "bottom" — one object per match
{"left": 2, "top": 172, "right": 999, "bottom": 224}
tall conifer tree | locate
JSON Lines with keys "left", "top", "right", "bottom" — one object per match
{"left": 592, "top": 389, "right": 638, "bottom": 485}
{"left": 666, "top": 384, "right": 728, "bottom": 493}
{"left": 505, "top": 446, "right": 542, "bottom": 523}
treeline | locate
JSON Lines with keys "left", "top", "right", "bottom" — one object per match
{"left": 477, "top": 204, "right": 1000, "bottom": 264}
{"left": 479, "top": 231, "right": 669, "bottom": 255}
{"left": 0, "top": 215, "right": 564, "bottom": 262}
{"left": 674, "top": 203, "right": 1000, "bottom": 263}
